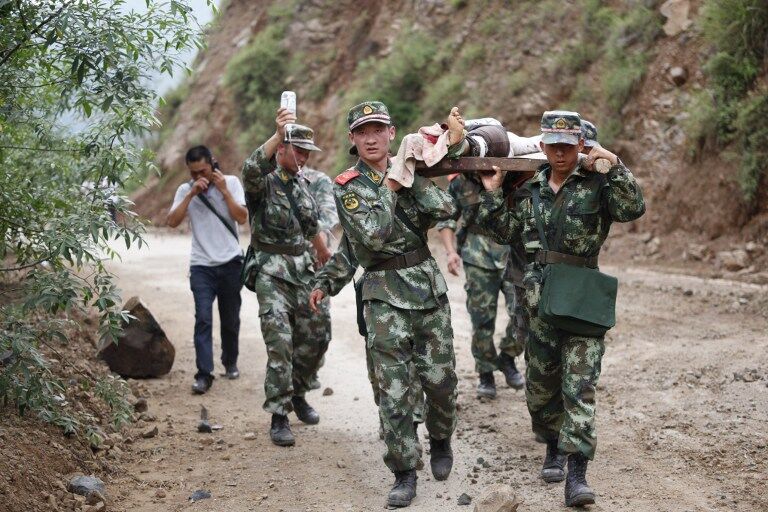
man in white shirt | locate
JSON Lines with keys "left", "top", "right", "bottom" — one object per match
{"left": 167, "top": 145, "right": 248, "bottom": 394}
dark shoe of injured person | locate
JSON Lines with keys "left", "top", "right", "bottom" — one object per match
{"left": 387, "top": 469, "right": 417, "bottom": 508}
{"left": 565, "top": 453, "right": 596, "bottom": 507}
{"left": 269, "top": 414, "right": 295, "bottom": 447}
{"left": 291, "top": 395, "right": 320, "bottom": 425}
{"left": 477, "top": 371, "right": 497, "bottom": 398}
{"left": 498, "top": 352, "right": 524, "bottom": 389}
{"left": 541, "top": 439, "right": 566, "bottom": 483}
{"left": 429, "top": 436, "right": 453, "bottom": 481}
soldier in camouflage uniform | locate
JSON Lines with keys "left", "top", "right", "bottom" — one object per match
{"left": 303, "top": 168, "right": 339, "bottom": 390}
{"left": 241, "top": 108, "right": 333, "bottom": 447}
{"left": 310, "top": 101, "right": 457, "bottom": 508}
{"left": 476, "top": 111, "right": 645, "bottom": 507}
{"left": 437, "top": 172, "right": 525, "bottom": 398}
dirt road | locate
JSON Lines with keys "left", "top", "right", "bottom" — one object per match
{"left": 109, "top": 231, "right": 767, "bottom": 512}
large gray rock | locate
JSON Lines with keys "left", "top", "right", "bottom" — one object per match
{"left": 67, "top": 475, "right": 105, "bottom": 497}
{"left": 473, "top": 484, "right": 520, "bottom": 512}
{"left": 98, "top": 296, "right": 175, "bottom": 378}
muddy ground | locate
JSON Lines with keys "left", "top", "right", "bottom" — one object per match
{"left": 107, "top": 231, "right": 767, "bottom": 512}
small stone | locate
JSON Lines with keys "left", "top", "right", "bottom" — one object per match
{"left": 155, "top": 489, "right": 166, "bottom": 498}
{"left": 133, "top": 397, "right": 148, "bottom": 413}
{"left": 322, "top": 387, "right": 334, "bottom": 396}
{"left": 199, "top": 437, "right": 214, "bottom": 446}
{"left": 669, "top": 66, "right": 688, "bottom": 86}
{"left": 243, "top": 432, "right": 257, "bottom": 440}
{"left": 85, "top": 490, "right": 105, "bottom": 505}
{"left": 337, "top": 461, "right": 346, "bottom": 468}
{"left": 189, "top": 490, "right": 211, "bottom": 502}
{"left": 457, "top": 493, "right": 472, "bottom": 505}
{"left": 474, "top": 483, "right": 521, "bottom": 512}
{"left": 683, "top": 289, "right": 693, "bottom": 296}
{"left": 717, "top": 250, "right": 749, "bottom": 271}
{"left": 141, "top": 426, "right": 158, "bottom": 439}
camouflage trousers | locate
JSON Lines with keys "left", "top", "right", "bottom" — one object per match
{"left": 525, "top": 310, "right": 605, "bottom": 460}
{"left": 366, "top": 345, "right": 425, "bottom": 424}
{"left": 253, "top": 273, "right": 331, "bottom": 416}
{"left": 463, "top": 263, "right": 524, "bottom": 374}
{"left": 364, "top": 296, "right": 458, "bottom": 472}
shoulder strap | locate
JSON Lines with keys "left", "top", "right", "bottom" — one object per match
{"left": 530, "top": 186, "right": 549, "bottom": 252}
{"left": 355, "top": 171, "right": 426, "bottom": 245}
{"left": 274, "top": 175, "right": 302, "bottom": 222}
{"left": 197, "top": 193, "right": 238, "bottom": 241}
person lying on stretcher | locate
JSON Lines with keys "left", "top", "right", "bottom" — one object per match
{"left": 388, "top": 107, "right": 542, "bottom": 187}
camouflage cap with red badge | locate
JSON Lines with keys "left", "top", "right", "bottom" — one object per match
{"left": 347, "top": 101, "right": 392, "bottom": 155}
{"left": 540, "top": 110, "right": 583, "bottom": 145}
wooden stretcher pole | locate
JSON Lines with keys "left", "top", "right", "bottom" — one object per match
{"left": 415, "top": 156, "right": 613, "bottom": 178}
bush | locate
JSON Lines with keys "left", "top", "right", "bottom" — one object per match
{"left": 733, "top": 91, "right": 768, "bottom": 201}
{"left": 696, "top": 0, "right": 768, "bottom": 200}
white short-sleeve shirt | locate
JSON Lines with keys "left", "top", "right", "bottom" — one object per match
{"left": 171, "top": 175, "right": 246, "bottom": 267}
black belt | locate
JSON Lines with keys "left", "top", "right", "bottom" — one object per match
{"left": 531, "top": 250, "right": 598, "bottom": 268}
{"left": 366, "top": 245, "right": 432, "bottom": 272}
{"left": 254, "top": 241, "right": 305, "bottom": 257}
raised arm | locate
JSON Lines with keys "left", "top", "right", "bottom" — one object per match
{"left": 585, "top": 146, "right": 645, "bottom": 223}
{"left": 241, "top": 108, "right": 296, "bottom": 200}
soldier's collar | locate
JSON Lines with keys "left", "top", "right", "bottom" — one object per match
{"left": 355, "top": 159, "right": 389, "bottom": 185}
{"left": 277, "top": 167, "right": 298, "bottom": 183}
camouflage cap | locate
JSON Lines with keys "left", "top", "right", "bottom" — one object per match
{"left": 581, "top": 119, "right": 599, "bottom": 148}
{"left": 348, "top": 101, "right": 392, "bottom": 131}
{"left": 284, "top": 123, "right": 322, "bottom": 152}
{"left": 540, "top": 110, "right": 583, "bottom": 145}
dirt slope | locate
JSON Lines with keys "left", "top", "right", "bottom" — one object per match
{"left": 105, "top": 232, "right": 767, "bottom": 511}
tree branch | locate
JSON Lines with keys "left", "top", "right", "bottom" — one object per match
{"left": 0, "top": 0, "right": 77, "bottom": 69}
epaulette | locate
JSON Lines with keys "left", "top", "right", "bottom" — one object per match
{"left": 334, "top": 169, "right": 360, "bottom": 186}
{"left": 447, "top": 173, "right": 460, "bottom": 182}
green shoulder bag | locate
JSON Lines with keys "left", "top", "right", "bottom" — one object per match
{"left": 531, "top": 187, "right": 617, "bottom": 337}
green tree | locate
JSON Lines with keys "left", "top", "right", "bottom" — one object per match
{"left": 0, "top": 0, "right": 212, "bottom": 442}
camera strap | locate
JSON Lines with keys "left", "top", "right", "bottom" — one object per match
{"left": 197, "top": 193, "right": 239, "bottom": 242}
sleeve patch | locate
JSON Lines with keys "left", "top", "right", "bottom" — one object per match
{"left": 334, "top": 169, "right": 360, "bottom": 185}
{"left": 341, "top": 192, "right": 360, "bottom": 211}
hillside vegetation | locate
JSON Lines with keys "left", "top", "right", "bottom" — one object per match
{"left": 136, "top": 0, "right": 768, "bottom": 274}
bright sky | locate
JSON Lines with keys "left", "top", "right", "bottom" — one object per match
{"left": 122, "top": 0, "right": 218, "bottom": 94}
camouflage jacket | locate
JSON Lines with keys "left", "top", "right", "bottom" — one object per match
{"left": 476, "top": 161, "right": 645, "bottom": 300}
{"left": 312, "top": 159, "right": 456, "bottom": 309}
{"left": 241, "top": 145, "right": 319, "bottom": 285}
{"left": 436, "top": 173, "right": 510, "bottom": 270}
{"left": 303, "top": 167, "right": 339, "bottom": 234}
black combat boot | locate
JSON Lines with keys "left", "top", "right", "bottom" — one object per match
{"left": 429, "top": 436, "right": 453, "bottom": 481}
{"left": 269, "top": 414, "right": 295, "bottom": 447}
{"left": 565, "top": 453, "right": 595, "bottom": 507}
{"left": 541, "top": 439, "right": 566, "bottom": 483}
{"left": 387, "top": 469, "right": 417, "bottom": 508}
{"left": 291, "top": 395, "right": 320, "bottom": 425}
{"left": 477, "top": 372, "right": 497, "bottom": 399}
{"left": 498, "top": 352, "right": 524, "bottom": 389}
